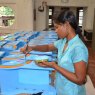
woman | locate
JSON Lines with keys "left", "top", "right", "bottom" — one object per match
{"left": 21, "top": 10, "right": 88, "bottom": 95}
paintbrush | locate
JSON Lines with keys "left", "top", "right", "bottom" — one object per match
{"left": 25, "top": 40, "right": 29, "bottom": 63}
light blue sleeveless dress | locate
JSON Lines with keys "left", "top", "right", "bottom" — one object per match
{"left": 54, "top": 35, "right": 88, "bottom": 95}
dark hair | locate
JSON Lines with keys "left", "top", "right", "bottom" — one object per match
{"left": 53, "top": 10, "right": 85, "bottom": 43}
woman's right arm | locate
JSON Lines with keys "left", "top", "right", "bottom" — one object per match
{"left": 20, "top": 44, "right": 57, "bottom": 53}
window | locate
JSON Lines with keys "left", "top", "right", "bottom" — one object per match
{"left": 49, "top": 9, "right": 52, "bottom": 15}
{"left": 48, "top": 7, "right": 54, "bottom": 28}
{"left": 77, "top": 8, "right": 84, "bottom": 27}
{"left": 0, "top": 6, "right": 15, "bottom": 27}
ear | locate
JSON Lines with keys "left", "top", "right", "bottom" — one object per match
{"left": 65, "top": 21, "right": 69, "bottom": 27}
{"left": 65, "top": 21, "right": 69, "bottom": 30}
{"left": 65, "top": 21, "right": 70, "bottom": 34}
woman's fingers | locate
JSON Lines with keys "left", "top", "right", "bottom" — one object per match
{"left": 20, "top": 46, "right": 28, "bottom": 54}
{"left": 41, "top": 61, "right": 56, "bottom": 68}
{"left": 37, "top": 61, "right": 52, "bottom": 68}
{"left": 35, "top": 62, "right": 48, "bottom": 68}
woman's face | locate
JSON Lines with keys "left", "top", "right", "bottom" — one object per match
{"left": 54, "top": 22, "right": 68, "bottom": 39}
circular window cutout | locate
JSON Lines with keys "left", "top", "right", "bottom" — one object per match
{"left": 0, "top": 6, "right": 15, "bottom": 27}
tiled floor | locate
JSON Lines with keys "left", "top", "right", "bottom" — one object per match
{"left": 86, "top": 76, "right": 95, "bottom": 95}
{"left": 85, "top": 42, "right": 95, "bottom": 95}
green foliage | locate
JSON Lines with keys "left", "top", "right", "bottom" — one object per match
{"left": 0, "top": 6, "right": 14, "bottom": 16}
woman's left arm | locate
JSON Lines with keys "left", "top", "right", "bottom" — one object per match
{"left": 39, "top": 61, "right": 87, "bottom": 85}
{"left": 53, "top": 61, "right": 87, "bottom": 85}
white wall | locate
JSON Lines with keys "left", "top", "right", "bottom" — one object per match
{"left": 0, "top": 0, "right": 34, "bottom": 33}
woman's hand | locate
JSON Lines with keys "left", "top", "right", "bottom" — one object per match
{"left": 20, "top": 45, "right": 32, "bottom": 54}
{"left": 20, "top": 45, "right": 27, "bottom": 54}
{"left": 35, "top": 61, "right": 57, "bottom": 68}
